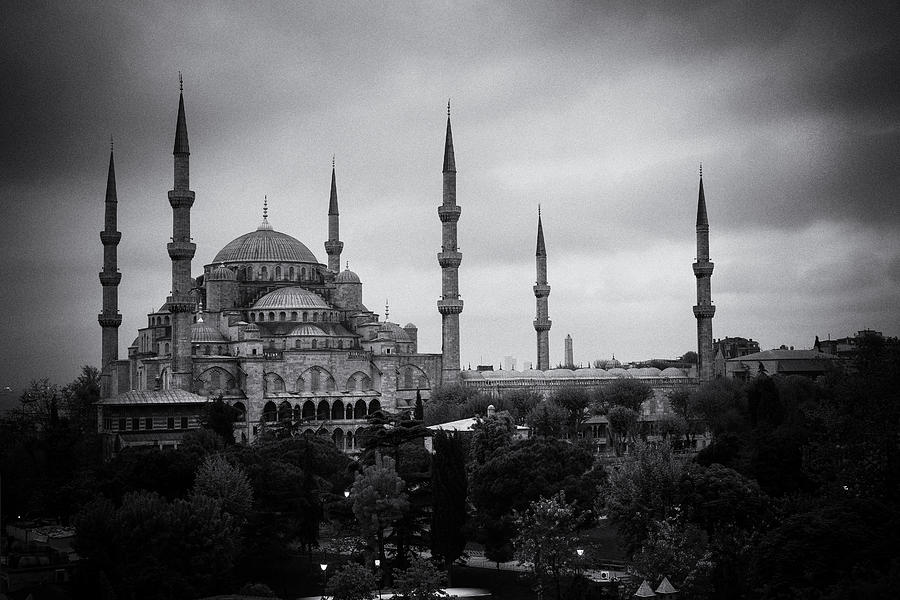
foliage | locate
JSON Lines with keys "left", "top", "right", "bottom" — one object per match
{"left": 191, "top": 453, "right": 254, "bottom": 521}
{"left": 469, "top": 412, "right": 515, "bottom": 465}
{"left": 678, "top": 462, "right": 768, "bottom": 538}
{"left": 599, "top": 441, "right": 684, "bottom": 553}
{"left": 351, "top": 454, "right": 410, "bottom": 565}
{"left": 238, "top": 582, "right": 278, "bottom": 597}
{"left": 202, "top": 396, "right": 240, "bottom": 445}
{"left": 593, "top": 379, "right": 653, "bottom": 413}
{"left": 606, "top": 405, "right": 638, "bottom": 456}
{"left": 430, "top": 431, "right": 468, "bottom": 579}
{"left": 525, "top": 401, "right": 568, "bottom": 438}
{"left": 392, "top": 556, "right": 447, "bottom": 600}
{"left": 502, "top": 389, "right": 543, "bottom": 424}
{"left": 549, "top": 387, "right": 591, "bottom": 436}
{"left": 74, "top": 490, "right": 239, "bottom": 599}
{"left": 327, "top": 562, "right": 377, "bottom": 600}
{"left": 689, "top": 378, "right": 747, "bottom": 437}
{"left": 513, "top": 492, "right": 582, "bottom": 600}
{"left": 631, "top": 517, "right": 714, "bottom": 600}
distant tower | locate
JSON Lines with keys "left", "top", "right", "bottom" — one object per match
{"left": 324, "top": 158, "right": 343, "bottom": 273}
{"left": 533, "top": 208, "right": 551, "bottom": 370}
{"left": 166, "top": 77, "right": 196, "bottom": 392}
{"left": 565, "top": 334, "right": 573, "bottom": 367}
{"left": 98, "top": 141, "right": 122, "bottom": 398}
{"left": 693, "top": 167, "right": 716, "bottom": 383}
{"left": 437, "top": 101, "right": 463, "bottom": 384}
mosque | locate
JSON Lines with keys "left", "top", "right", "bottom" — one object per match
{"left": 96, "top": 84, "right": 714, "bottom": 454}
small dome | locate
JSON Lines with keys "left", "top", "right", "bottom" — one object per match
{"left": 335, "top": 269, "right": 361, "bottom": 283}
{"left": 608, "top": 368, "right": 632, "bottom": 378}
{"left": 377, "top": 321, "right": 411, "bottom": 342}
{"left": 208, "top": 264, "right": 236, "bottom": 281}
{"left": 547, "top": 369, "right": 575, "bottom": 378}
{"left": 253, "top": 286, "right": 330, "bottom": 310}
{"left": 661, "top": 367, "right": 687, "bottom": 377}
{"left": 289, "top": 324, "right": 327, "bottom": 337}
{"left": 191, "top": 321, "right": 227, "bottom": 343}
{"left": 520, "top": 369, "right": 547, "bottom": 378}
{"left": 630, "top": 367, "right": 662, "bottom": 378}
{"left": 403, "top": 323, "right": 418, "bottom": 330}
{"left": 574, "top": 368, "right": 612, "bottom": 378}
{"left": 243, "top": 322, "right": 261, "bottom": 339}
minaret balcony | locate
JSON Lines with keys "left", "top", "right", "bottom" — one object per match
{"left": 100, "top": 231, "right": 122, "bottom": 245}
{"left": 533, "top": 319, "right": 552, "bottom": 332}
{"left": 98, "top": 313, "right": 122, "bottom": 327}
{"left": 99, "top": 271, "right": 122, "bottom": 286}
{"left": 167, "top": 241, "right": 197, "bottom": 260}
{"left": 166, "top": 294, "right": 195, "bottom": 313}
{"left": 692, "top": 262, "right": 714, "bottom": 277}
{"left": 325, "top": 240, "right": 344, "bottom": 255}
{"left": 167, "top": 189, "right": 195, "bottom": 208}
{"left": 437, "top": 251, "right": 462, "bottom": 268}
{"left": 438, "top": 205, "right": 461, "bottom": 223}
{"left": 437, "top": 298, "right": 464, "bottom": 315}
{"left": 693, "top": 305, "right": 716, "bottom": 319}
{"left": 533, "top": 284, "right": 551, "bottom": 298}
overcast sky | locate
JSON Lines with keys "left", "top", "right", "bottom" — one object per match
{"left": 1, "top": 0, "right": 898, "bottom": 393}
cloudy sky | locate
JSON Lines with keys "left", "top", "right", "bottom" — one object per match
{"left": 1, "top": 0, "right": 898, "bottom": 392}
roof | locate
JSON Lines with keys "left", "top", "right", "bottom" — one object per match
{"left": 208, "top": 264, "right": 236, "bottom": 281}
{"left": 289, "top": 324, "right": 327, "bottom": 336}
{"left": 335, "top": 268, "right": 360, "bottom": 283}
{"left": 655, "top": 577, "right": 677, "bottom": 594}
{"left": 99, "top": 389, "right": 208, "bottom": 405}
{"left": 253, "top": 286, "right": 330, "bottom": 310}
{"left": 212, "top": 228, "right": 319, "bottom": 264}
{"left": 634, "top": 580, "right": 656, "bottom": 597}
{"left": 191, "top": 320, "right": 227, "bottom": 342}
{"left": 727, "top": 349, "right": 837, "bottom": 362}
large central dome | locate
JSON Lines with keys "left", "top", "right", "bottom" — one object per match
{"left": 212, "top": 222, "right": 320, "bottom": 264}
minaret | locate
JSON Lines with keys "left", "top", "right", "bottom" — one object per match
{"left": 325, "top": 157, "right": 343, "bottom": 273}
{"left": 693, "top": 166, "right": 716, "bottom": 383}
{"left": 565, "top": 334, "right": 573, "bottom": 368}
{"left": 166, "top": 75, "right": 196, "bottom": 392}
{"left": 437, "top": 101, "right": 463, "bottom": 384}
{"left": 98, "top": 139, "right": 122, "bottom": 398}
{"left": 533, "top": 207, "right": 551, "bottom": 371}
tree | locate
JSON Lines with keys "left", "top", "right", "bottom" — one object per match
{"left": 414, "top": 389, "right": 424, "bottom": 421}
{"left": 594, "top": 379, "right": 654, "bottom": 413}
{"left": 607, "top": 405, "right": 638, "bottom": 456}
{"left": 191, "top": 454, "right": 254, "bottom": 521}
{"left": 430, "top": 431, "right": 467, "bottom": 583}
{"left": 327, "top": 562, "right": 377, "bottom": 600}
{"left": 513, "top": 492, "right": 582, "bottom": 600}
{"left": 351, "top": 454, "right": 410, "bottom": 570}
{"left": 600, "top": 441, "right": 684, "bottom": 553}
{"left": 469, "top": 412, "right": 515, "bottom": 465}
{"left": 631, "top": 517, "right": 714, "bottom": 600}
{"left": 525, "top": 401, "right": 567, "bottom": 438}
{"left": 61, "top": 365, "right": 101, "bottom": 434}
{"left": 681, "top": 351, "right": 698, "bottom": 364}
{"left": 202, "top": 396, "right": 240, "bottom": 445}
{"left": 549, "top": 387, "right": 591, "bottom": 436}
{"left": 392, "top": 556, "right": 447, "bottom": 600}
{"left": 503, "top": 389, "right": 543, "bottom": 424}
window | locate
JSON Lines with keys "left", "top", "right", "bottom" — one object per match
{"left": 132, "top": 417, "right": 140, "bottom": 430}
{"left": 289, "top": 267, "right": 295, "bottom": 279}
{"left": 269, "top": 312, "right": 275, "bottom": 321}
{"left": 291, "top": 311, "right": 298, "bottom": 320}
{"left": 252, "top": 348, "right": 257, "bottom": 355}
{"left": 167, "top": 417, "right": 175, "bottom": 429}
{"left": 103, "top": 417, "right": 112, "bottom": 430}
{"left": 301, "top": 267, "right": 306, "bottom": 279}
{"left": 145, "top": 417, "right": 153, "bottom": 430}
{"left": 181, "top": 416, "right": 189, "bottom": 429}
{"left": 312, "top": 339, "right": 317, "bottom": 349}
{"left": 118, "top": 418, "right": 126, "bottom": 430}
{"left": 210, "top": 370, "right": 221, "bottom": 388}
{"left": 303, "top": 312, "right": 308, "bottom": 321}
{"left": 279, "top": 312, "right": 286, "bottom": 321}
{"left": 275, "top": 266, "right": 282, "bottom": 279}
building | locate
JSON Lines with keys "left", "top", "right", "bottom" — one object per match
{"left": 813, "top": 329, "right": 883, "bottom": 360}
{"left": 97, "top": 85, "right": 462, "bottom": 453}
{"left": 723, "top": 348, "right": 839, "bottom": 381}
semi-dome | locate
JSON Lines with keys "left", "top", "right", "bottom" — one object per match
{"left": 191, "top": 320, "right": 227, "bottom": 343}
{"left": 208, "top": 264, "right": 236, "bottom": 281}
{"left": 289, "top": 324, "right": 327, "bottom": 337}
{"left": 335, "top": 268, "right": 361, "bottom": 283}
{"left": 377, "top": 321, "right": 411, "bottom": 342}
{"left": 213, "top": 226, "right": 320, "bottom": 264}
{"left": 253, "top": 286, "right": 330, "bottom": 310}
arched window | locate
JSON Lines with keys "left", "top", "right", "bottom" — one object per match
{"left": 338, "top": 339, "right": 343, "bottom": 349}
{"left": 301, "top": 267, "right": 307, "bottom": 280}
{"left": 313, "top": 312, "right": 319, "bottom": 322}
{"left": 302, "top": 400, "right": 316, "bottom": 420}
{"left": 278, "top": 401, "right": 291, "bottom": 422}
{"left": 317, "top": 401, "right": 330, "bottom": 421}
{"left": 164, "top": 343, "right": 170, "bottom": 355}
{"left": 355, "top": 399, "right": 368, "bottom": 420}
{"left": 262, "top": 401, "right": 277, "bottom": 422}
{"left": 332, "top": 428, "right": 344, "bottom": 449}
{"left": 295, "top": 339, "right": 301, "bottom": 348}
{"left": 233, "top": 402, "right": 246, "bottom": 421}
{"left": 210, "top": 370, "right": 221, "bottom": 389}
{"left": 291, "top": 311, "right": 298, "bottom": 320}
{"left": 346, "top": 431, "right": 354, "bottom": 449}
{"left": 261, "top": 266, "right": 268, "bottom": 279}
{"left": 268, "top": 312, "right": 275, "bottom": 321}
{"left": 312, "top": 339, "right": 317, "bottom": 349}
{"left": 368, "top": 400, "right": 381, "bottom": 416}
{"left": 205, "top": 345, "right": 211, "bottom": 355}
{"left": 331, "top": 401, "right": 344, "bottom": 420}
{"left": 345, "top": 405, "right": 354, "bottom": 419}
{"left": 279, "top": 312, "right": 286, "bottom": 321}
{"left": 310, "top": 369, "right": 320, "bottom": 391}
{"left": 165, "top": 316, "right": 170, "bottom": 325}
{"left": 250, "top": 313, "right": 256, "bottom": 321}
{"left": 289, "top": 266, "right": 295, "bottom": 280}
{"left": 303, "top": 312, "right": 308, "bottom": 321}
{"left": 404, "top": 368, "right": 413, "bottom": 389}
{"left": 275, "top": 266, "right": 282, "bottom": 279}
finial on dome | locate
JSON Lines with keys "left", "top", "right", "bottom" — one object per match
{"left": 385, "top": 299, "right": 390, "bottom": 321}
{"left": 332, "top": 155, "right": 335, "bottom": 169}
{"left": 538, "top": 203, "right": 541, "bottom": 217}
{"left": 346, "top": 261, "right": 349, "bottom": 270}
{"left": 699, "top": 162, "right": 702, "bottom": 178}
{"left": 263, "top": 195, "right": 268, "bottom": 220}
{"left": 110, "top": 135, "right": 114, "bottom": 152}
{"left": 447, "top": 99, "right": 451, "bottom": 117}
{"left": 197, "top": 300, "right": 204, "bottom": 322}
{"left": 179, "top": 71, "right": 183, "bottom": 92}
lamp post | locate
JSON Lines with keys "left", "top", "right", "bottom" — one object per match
{"left": 344, "top": 489, "right": 350, "bottom": 499}
{"left": 320, "top": 562, "right": 328, "bottom": 594}
{"left": 576, "top": 548, "right": 584, "bottom": 578}
{"left": 374, "top": 558, "right": 382, "bottom": 599}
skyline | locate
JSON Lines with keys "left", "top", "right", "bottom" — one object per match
{"left": 2, "top": 1, "right": 899, "bottom": 392}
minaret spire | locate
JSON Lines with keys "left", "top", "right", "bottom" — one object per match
{"left": 533, "top": 207, "right": 551, "bottom": 370}
{"left": 167, "top": 79, "right": 197, "bottom": 392}
{"left": 99, "top": 142, "right": 123, "bottom": 398}
{"left": 693, "top": 166, "right": 715, "bottom": 383}
{"left": 325, "top": 158, "right": 343, "bottom": 272}
{"left": 437, "top": 102, "right": 463, "bottom": 384}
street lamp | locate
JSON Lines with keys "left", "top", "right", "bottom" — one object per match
{"left": 344, "top": 489, "right": 350, "bottom": 498}
{"left": 575, "top": 548, "right": 584, "bottom": 579}
{"left": 320, "top": 562, "right": 329, "bottom": 593}
{"left": 374, "top": 559, "right": 382, "bottom": 599}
